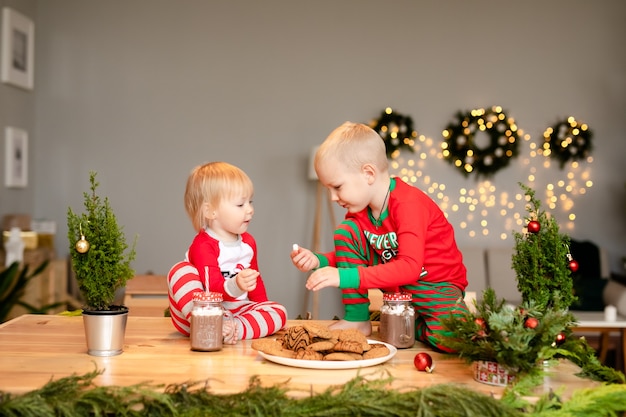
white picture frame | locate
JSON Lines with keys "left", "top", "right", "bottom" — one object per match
{"left": 1, "top": 7, "right": 34, "bottom": 90}
{"left": 4, "top": 127, "right": 28, "bottom": 188}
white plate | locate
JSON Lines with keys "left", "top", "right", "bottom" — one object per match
{"left": 257, "top": 340, "right": 397, "bottom": 369}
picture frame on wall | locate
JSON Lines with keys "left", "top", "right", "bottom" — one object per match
{"left": 4, "top": 127, "right": 28, "bottom": 188}
{"left": 1, "top": 7, "right": 34, "bottom": 90}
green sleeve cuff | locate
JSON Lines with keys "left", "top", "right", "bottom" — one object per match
{"left": 338, "top": 268, "right": 360, "bottom": 289}
{"left": 315, "top": 253, "right": 329, "bottom": 268}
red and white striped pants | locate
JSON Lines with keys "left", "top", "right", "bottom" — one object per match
{"left": 167, "top": 261, "right": 287, "bottom": 339}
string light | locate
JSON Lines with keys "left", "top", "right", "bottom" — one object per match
{"left": 388, "top": 117, "right": 593, "bottom": 240}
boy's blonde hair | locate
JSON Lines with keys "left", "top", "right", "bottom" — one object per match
{"left": 315, "top": 122, "right": 388, "bottom": 174}
{"left": 184, "top": 161, "right": 254, "bottom": 231}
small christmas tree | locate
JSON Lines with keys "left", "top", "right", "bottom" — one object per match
{"left": 441, "top": 183, "right": 625, "bottom": 385}
{"left": 512, "top": 183, "right": 576, "bottom": 311}
{"left": 67, "top": 172, "right": 137, "bottom": 311}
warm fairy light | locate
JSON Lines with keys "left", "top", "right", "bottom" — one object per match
{"left": 388, "top": 118, "right": 593, "bottom": 239}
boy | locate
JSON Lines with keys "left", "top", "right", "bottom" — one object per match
{"left": 291, "top": 122, "right": 468, "bottom": 352}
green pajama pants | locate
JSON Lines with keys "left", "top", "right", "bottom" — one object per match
{"left": 335, "top": 220, "right": 468, "bottom": 353}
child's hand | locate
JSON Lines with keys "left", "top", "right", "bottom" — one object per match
{"left": 306, "top": 267, "right": 339, "bottom": 291}
{"left": 236, "top": 268, "right": 259, "bottom": 292}
{"left": 291, "top": 244, "right": 319, "bottom": 272}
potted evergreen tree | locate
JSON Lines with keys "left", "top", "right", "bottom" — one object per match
{"left": 441, "top": 183, "right": 624, "bottom": 386}
{"left": 67, "top": 171, "right": 137, "bottom": 356}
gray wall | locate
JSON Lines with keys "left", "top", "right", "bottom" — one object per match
{"left": 0, "top": 0, "right": 36, "bottom": 214}
{"left": 2, "top": 1, "right": 625, "bottom": 319}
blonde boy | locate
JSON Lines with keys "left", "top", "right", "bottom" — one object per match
{"left": 291, "top": 122, "right": 468, "bottom": 351}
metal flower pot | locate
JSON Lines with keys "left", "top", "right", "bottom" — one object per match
{"left": 82, "top": 306, "right": 129, "bottom": 357}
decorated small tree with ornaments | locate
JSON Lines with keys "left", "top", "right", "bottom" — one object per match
{"left": 512, "top": 183, "right": 576, "bottom": 311}
{"left": 441, "top": 183, "right": 625, "bottom": 386}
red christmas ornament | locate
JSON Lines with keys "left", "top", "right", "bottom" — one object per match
{"left": 566, "top": 253, "right": 579, "bottom": 273}
{"left": 414, "top": 352, "right": 434, "bottom": 373}
{"left": 524, "top": 317, "right": 539, "bottom": 329}
{"left": 474, "top": 329, "right": 487, "bottom": 339}
{"left": 474, "top": 317, "right": 486, "bottom": 329}
{"left": 527, "top": 220, "right": 541, "bottom": 234}
{"left": 555, "top": 332, "right": 566, "bottom": 345}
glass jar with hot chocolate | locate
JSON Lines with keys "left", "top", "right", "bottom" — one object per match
{"left": 378, "top": 292, "right": 415, "bottom": 348}
{"left": 189, "top": 291, "right": 233, "bottom": 352}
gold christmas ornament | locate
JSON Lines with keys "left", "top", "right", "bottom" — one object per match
{"left": 75, "top": 237, "right": 90, "bottom": 253}
{"left": 75, "top": 223, "right": 90, "bottom": 253}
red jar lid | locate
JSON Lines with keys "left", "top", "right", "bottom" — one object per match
{"left": 192, "top": 291, "right": 223, "bottom": 302}
{"left": 383, "top": 292, "right": 411, "bottom": 302}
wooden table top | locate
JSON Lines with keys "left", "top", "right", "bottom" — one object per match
{"left": 0, "top": 315, "right": 597, "bottom": 397}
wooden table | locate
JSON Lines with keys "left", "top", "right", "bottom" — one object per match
{"left": 0, "top": 315, "right": 597, "bottom": 398}
{"left": 573, "top": 311, "right": 626, "bottom": 370}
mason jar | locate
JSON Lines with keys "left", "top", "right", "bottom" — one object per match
{"left": 189, "top": 291, "right": 233, "bottom": 352}
{"left": 378, "top": 292, "right": 415, "bottom": 348}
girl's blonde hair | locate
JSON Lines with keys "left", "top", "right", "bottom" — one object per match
{"left": 184, "top": 161, "right": 254, "bottom": 231}
{"left": 315, "top": 122, "right": 388, "bottom": 174}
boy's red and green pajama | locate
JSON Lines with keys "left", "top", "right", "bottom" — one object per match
{"left": 317, "top": 218, "right": 468, "bottom": 353}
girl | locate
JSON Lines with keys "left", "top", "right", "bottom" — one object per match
{"left": 168, "top": 162, "right": 287, "bottom": 343}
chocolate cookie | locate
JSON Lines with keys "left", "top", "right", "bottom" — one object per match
{"left": 281, "top": 325, "right": 311, "bottom": 351}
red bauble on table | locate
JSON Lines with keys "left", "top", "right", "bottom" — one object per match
{"left": 414, "top": 352, "right": 434, "bottom": 373}
{"left": 527, "top": 220, "right": 541, "bottom": 234}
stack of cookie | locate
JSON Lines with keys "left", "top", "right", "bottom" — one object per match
{"left": 251, "top": 323, "right": 390, "bottom": 361}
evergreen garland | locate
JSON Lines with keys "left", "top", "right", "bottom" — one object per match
{"left": 2, "top": 369, "right": 626, "bottom": 417}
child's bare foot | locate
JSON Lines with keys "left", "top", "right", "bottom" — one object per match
{"left": 328, "top": 319, "right": 372, "bottom": 337}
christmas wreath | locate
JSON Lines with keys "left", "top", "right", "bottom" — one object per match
{"left": 369, "top": 108, "right": 417, "bottom": 159}
{"left": 541, "top": 116, "right": 593, "bottom": 168}
{"left": 441, "top": 106, "right": 520, "bottom": 178}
